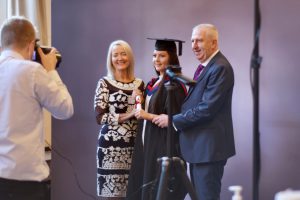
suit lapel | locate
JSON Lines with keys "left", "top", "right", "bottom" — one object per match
{"left": 184, "top": 67, "right": 208, "bottom": 101}
{"left": 184, "top": 52, "right": 223, "bottom": 102}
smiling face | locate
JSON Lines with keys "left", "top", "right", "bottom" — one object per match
{"left": 111, "top": 44, "right": 130, "bottom": 72}
{"left": 191, "top": 26, "right": 218, "bottom": 63}
{"left": 152, "top": 50, "right": 170, "bottom": 75}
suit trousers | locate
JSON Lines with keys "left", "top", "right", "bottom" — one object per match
{"left": 0, "top": 177, "right": 50, "bottom": 200}
{"left": 190, "top": 160, "right": 226, "bottom": 200}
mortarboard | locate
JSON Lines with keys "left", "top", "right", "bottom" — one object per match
{"left": 147, "top": 38, "right": 185, "bottom": 56}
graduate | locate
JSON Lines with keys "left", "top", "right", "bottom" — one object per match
{"left": 126, "top": 38, "right": 187, "bottom": 200}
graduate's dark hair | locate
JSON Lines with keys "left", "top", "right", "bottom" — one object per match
{"left": 151, "top": 51, "right": 180, "bottom": 114}
{"left": 154, "top": 51, "right": 179, "bottom": 76}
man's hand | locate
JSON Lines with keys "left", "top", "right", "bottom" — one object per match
{"left": 152, "top": 114, "right": 168, "bottom": 128}
{"left": 37, "top": 47, "right": 58, "bottom": 72}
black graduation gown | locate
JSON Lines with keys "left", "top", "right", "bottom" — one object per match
{"left": 126, "top": 78, "right": 187, "bottom": 200}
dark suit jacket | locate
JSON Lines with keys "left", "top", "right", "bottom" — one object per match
{"left": 173, "top": 51, "right": 235, "bottom": 163}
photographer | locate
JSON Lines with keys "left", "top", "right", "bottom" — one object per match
{"left": 0, "top": 16, "right": 73, "bottom": 200}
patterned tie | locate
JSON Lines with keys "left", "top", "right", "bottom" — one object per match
{"left": 193, "top": 64, "right": 204, "bottom": 80}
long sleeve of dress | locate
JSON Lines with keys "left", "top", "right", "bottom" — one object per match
{"left": 94, "top": 78, "right": 119, "bottom": 125}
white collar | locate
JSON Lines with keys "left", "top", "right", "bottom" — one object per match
{"left": 201, "top": 49, "right": 219, "bottom": 67}
{"left": 0, "top": 49, "right": 24, "bottom": 60}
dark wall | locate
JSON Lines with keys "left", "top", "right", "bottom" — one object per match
{"left": 51, "top": 0, "right": 300, "bottom": 199}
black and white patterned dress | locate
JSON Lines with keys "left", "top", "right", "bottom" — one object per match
{"left": 94, "top": 76, "right": 144, "bottom": 198}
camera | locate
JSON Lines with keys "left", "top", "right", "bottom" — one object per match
{"left": 33, "top": 40, "right": 62, "bottom": 68}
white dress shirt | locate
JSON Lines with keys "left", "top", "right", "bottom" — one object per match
{"left": 0, "top": 50, "right": 74, "bottom": 181}
{"left": 200, "top": 49, "right": 220, "bottom": 68}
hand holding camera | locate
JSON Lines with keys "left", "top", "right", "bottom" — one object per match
{"left": 37, "top": 47, "right": 58, "bottom": 72}
{"left": 32, "top": 40, "right": 62, "bottom": 70}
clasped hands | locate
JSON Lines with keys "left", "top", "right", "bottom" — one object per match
{"left": 134, "top": 108, "right": 168, "bottom": 128}
{"left": 129, "top": 89, "right": 168, "bottom": 128}
{"left": 152, "top": 113, "right": 168, "bottom": 128}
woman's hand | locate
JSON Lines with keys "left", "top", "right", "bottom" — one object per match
{"left": 152, "top": 114, "right": 168, "bottom": 128}
{"left": 134, "top": 108, "right": 147, "bottom": 120}
{"left": 134, "top": 109, "right": 159, "bottom": 122}
{"left": 132, "top": 89, "right": 143, "bottom": 103}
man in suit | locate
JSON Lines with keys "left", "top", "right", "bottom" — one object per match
{"left": 154, "top": 23, "right": 235, "bottom": 200}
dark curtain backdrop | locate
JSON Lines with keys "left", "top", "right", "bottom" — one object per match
{"left": 51, "top": 0, "right": 300, "bottom": 199}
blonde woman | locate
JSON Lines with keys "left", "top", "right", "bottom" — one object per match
{"left": 94, "top": 40, "right": 144, "bottom": 199}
